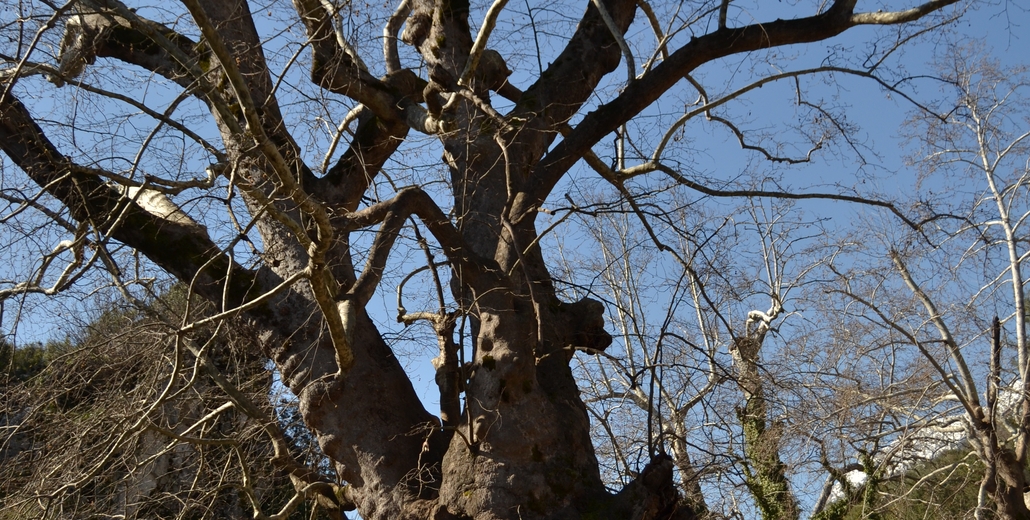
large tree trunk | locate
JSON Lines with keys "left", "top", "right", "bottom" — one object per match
{"left": 223, "top": 0, "right": 685, "bottom": 514}
{"left": 731, "top": 322, "right": 798, "bottom": 520}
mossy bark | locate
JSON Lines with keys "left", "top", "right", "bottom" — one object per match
{"left": 732, "top": 336, "right": 798, "bottom": 520}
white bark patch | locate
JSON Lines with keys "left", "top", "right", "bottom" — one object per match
{"left": 121, "top": 185, "right": 205, "bottom": 230}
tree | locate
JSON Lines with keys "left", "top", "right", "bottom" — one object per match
{"left": 0, "top": 1, "right": 975, "bottom": 518}
{"left": 812, "top": 46, "right": 1030, "bottom": 520}
{"left": 0, "top": 286, "right": 335, "bottom": 519}
{"left": 572, "top": 195, "right": 834, "bottom": 519}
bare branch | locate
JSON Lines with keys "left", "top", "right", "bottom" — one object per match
{"left": 531, "top": 0, "right": 961, "bottom": 205}
{"left": 589, "top": 0, "right": 635, "bottom": 82}
{"left": 458, "top": 0, "right": 509, "bottom": 87}
{"left": 636, "top": 161, "right": 927, "bottom": 231}
{"left": 890, "top": 250, "right": 981, "bottom": 415}
{"left": 383, "top": 0, "right": 411, "bottom": 74}
{"left": 347, "top": 187, "right": 504, "bottom": 305}
{"left": 0, "top": 92, "right": 259, "bottom": 308}
{"left": 852, "top": 1, "right": 961, "bottom": 25}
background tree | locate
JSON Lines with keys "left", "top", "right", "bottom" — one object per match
{"left": 570, "top": 196, "right": 829, "bottom": 519}
{"left": 809, "top": 45, "right": 1030, "bottom": 520}
{"left": 0, "top": 0, "right": 988, "bottom": 519}
{"left": 1, "top": 286, "right": 337, "bottom": 519}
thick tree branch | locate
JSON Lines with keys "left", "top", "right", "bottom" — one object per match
{"left": 183, "top": 0, "right": 359, "bottom": 370}
{"left": 319, "top": 103, "right": 411, "bottom": 211}
{"left": 54, "top": 0, "right": 205, "bottom": 91}
{"left": 383, "top": 0, "right": 411, "bottom": 74}
{"left": 347, "top": 187, "right": 505, "bottom": 305}
{"left": 852, "top": 1, "right": 960, "bottom": 24}
{"left": 637, "top": 0, "right": 669, "bottom": 73}
{"left": 53, "top": 0, "right": 266, "bottom": 149}
{"left": 506, "top": 0, "right": 635, "bottom": 171}
{"left": 0, "top": 91, "right": 260, "bottom": 312}
{"left": 458, "top": 0, "right": 509, "bottom": 87}
{"left": 529, "top": 0, "right": 961, "bottom": 205}
{"left": 589, "top": 0, "right": 635, "bottom": 82}
{"left": 292, "top": 0, "right": 426, "bottom": 127}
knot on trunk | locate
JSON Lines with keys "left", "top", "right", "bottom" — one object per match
{"left": 401, "top": 3, "right": 433, "bottom": 47}
{"left": 476, "top": 49, "right": 512, "bottom": 92}
{"left": 53, "top": 11, "right": 130, "bottom": 86}
{"left": 384, "top": 68, "right": 427, "bottom": 102}
{"left": 560, "top": 297, "right": 612, "bottom": 356}
{"left": 616, "top": 455, "right": 696, "bottom": 520}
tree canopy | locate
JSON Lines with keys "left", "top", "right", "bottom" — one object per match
{"left": 2, "top": 1, "right": 1026, "bottom": 519}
